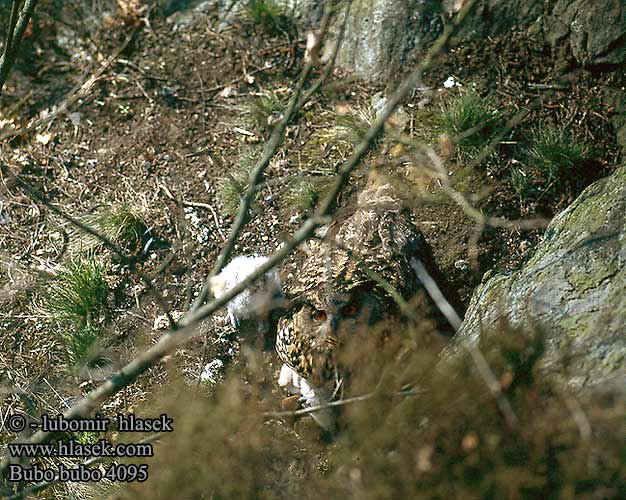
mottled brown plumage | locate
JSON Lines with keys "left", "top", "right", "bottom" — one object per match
{"left": 276, "top": 180, "right": 429, "bottom": 388}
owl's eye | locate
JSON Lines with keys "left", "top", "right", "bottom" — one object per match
{"left": 311, "top": 310, "right": 327, "bottom": 321}
{"left": 340, "top": 304, "right": 358, "bottom": 317}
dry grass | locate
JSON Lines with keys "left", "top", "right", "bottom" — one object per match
{"left": 106, "top": 323, "right": 626, "bottom": 500}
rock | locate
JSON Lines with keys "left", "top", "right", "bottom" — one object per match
{"left": 544, "top": 0, "right": 626, "bottom": 66}
{"left": 279, "top": 0, "right": 326, "bottom": 27}
{"left": 449, "top": 0, "right": 544, "bottom": 37}
{"left": 452, "top": 167, "right": 626, "bottom": 389}
{"left": 166, "top": 0, "right": 217, "bottom": 30}
{"left": 329, "top": 0, "right": 443, "bottom": 82}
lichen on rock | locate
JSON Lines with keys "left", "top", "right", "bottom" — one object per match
{"left": 453, "top": 166, "right": 626, "bottom": 389}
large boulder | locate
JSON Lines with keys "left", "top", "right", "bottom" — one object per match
{"left": 453, "top": 167, "right": 626, "bottom": 388}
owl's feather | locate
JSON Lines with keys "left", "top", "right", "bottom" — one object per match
{"left": 277, "top": 181, "right": 429, "bottom": 386}
{"left": 209, "top": 255, "right": 282, "bottom": 327}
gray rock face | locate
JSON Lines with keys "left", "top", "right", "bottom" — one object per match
{"left": 332, "top": 0, "right": 442, "bottom": 82}
{"left": 544, "top": 0, "right": 626, "bottom": 66}
{"left": 450, "top": 0, "right": 544, "bottom": 37}
{"left": 318, "top": 0, "right": 625, "bottom": 78}
{"left": 280, "top": 0, "right": 326, "bottom": 26}
{"left": 454, "top": 167, "right": 626, "bottom": 388}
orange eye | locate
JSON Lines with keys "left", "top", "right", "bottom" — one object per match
{"left": 341, "top": 304, "right": 358, "bottom": 317}
{"left": 312, "top": 310, "right": 327, "bottom": 321}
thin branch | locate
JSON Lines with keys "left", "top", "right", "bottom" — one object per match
{"left": 188, "top": 0, "right": 352, "bottom": 312}
{"left": 263, "top": 388, "right": 423, "bottom": 418}
{"left": 411, "top": 259, "right": 519, "bottom": 429}
{"left": 0, "top": 0, "right": 39, "bottom": 96}
{"left": 3, "top": 0, "right": 21, "bottom": 56}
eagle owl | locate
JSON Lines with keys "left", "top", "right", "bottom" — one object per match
{"left": 276, "top": 178, "right": 434, "bottom": 425}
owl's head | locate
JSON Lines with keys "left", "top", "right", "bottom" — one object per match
{"left": 285, "top": 283, "right": 382, "bottom": 384}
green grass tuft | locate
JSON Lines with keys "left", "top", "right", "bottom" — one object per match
{"left": 45, "top": 257, "right": 109, "bottom": 366}
{"left": 520, "top": 125, "right": 594, "bottom": 180}
{"left": 438, "top": 88, "right": 502, "bottom": 156}
{"left": 96, "top": 203, "right": 148, "bottom": 250}
{"left": 217, "top": 150, "right": 259, "bottom": 217}
{"left": 511, "top": 124, "right": 595, "bottom": 205}
{"left": 238, "top": 93, "right": 283, "bottom": 134}
{"left": 72, "top": 202, "right": 148, "bottom": 255}
{"left": 75, "top": 431, "right": 102, "bottom": 445}
{"left": 245, "top": 0, "right": 287, "bottom": 35}
{"left": 319, "top": 106, "right": 375, "bottom": 150}
{"left": 286, "top": 176, "right": 332, "bottom": 213}
{"left": 46, "top": 257, "right": 109, "bottom": 323}
{"left": 65, "top": 322, "right": 107, "bottom": 366}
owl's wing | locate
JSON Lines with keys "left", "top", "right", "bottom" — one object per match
{"left": 335, "top": 185, "right": 426, "bottom": 298}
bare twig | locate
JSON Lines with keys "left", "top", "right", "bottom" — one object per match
{"left": 411, "top": 259, "right": 519, "bottom": 429}
{"left": 563, "top": 395, "right": 592, "bottom": 442}
{"left": 0, "top": 0, "right": 39, "bottom": 96}
{"left": 188, "top": 0, "right": 352, "bottom": 312}
{"left": 263, "top": 388, "right": 423, "bottom": 419}
{"left": 181, "top": 200, "right": 227, "bottom": 241}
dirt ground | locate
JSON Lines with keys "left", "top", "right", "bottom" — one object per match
{"left": 0, "top": 3, "right": 624, "bottom": 498}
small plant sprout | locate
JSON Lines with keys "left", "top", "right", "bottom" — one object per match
{"left": 238, "top": 92, "right": 284, "bottom": 134}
